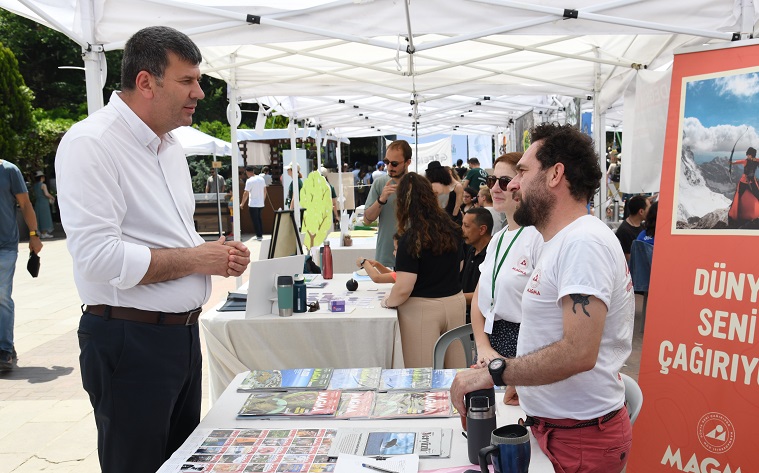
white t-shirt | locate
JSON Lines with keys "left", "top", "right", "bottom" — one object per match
{"left": 517, "top": 215, "right": 634, "bottom": 420}
{"left": 244, "top": 175, "right": 266, "bottom": 208}
{"left": 477, "top": 225, "right": 543, "bottom": 333}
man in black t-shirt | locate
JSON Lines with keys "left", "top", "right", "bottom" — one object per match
{"left": 615, "top": 195, "right": 649, "bottom": 262}
{"left": 460, "top": 208, "right": 493, "bottom": 323}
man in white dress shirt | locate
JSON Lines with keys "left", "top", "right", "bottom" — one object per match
{"left": 451, "top": 123, "right": 634, "bottom": 473}
{"left": 55, "top": 26, "right": 250, "bottom": 473}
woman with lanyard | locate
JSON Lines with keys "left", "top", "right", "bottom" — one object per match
{"left": 471, "top": 152, "right": 544, "bottom": 404}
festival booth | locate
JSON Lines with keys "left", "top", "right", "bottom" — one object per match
{"left": 4, "top": 1, "right": 759, "bottom": 471}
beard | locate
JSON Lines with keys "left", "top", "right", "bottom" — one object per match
{"left": 513, "top": 178, "right": 555, "bottom": 228}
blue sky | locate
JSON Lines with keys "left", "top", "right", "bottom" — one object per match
{"left": 682, "top": 70, "right": 759, "bottom": 157}
{"left": 685, "top": 71, "right": 759, "bottom": 129}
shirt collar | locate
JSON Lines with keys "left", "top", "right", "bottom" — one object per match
{"left": 109, "top": 91, "right": 177, "bottom": 154}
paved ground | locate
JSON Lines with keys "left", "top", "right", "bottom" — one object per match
{"left": 0, "top": 233, "right": 645, "bottom": 472}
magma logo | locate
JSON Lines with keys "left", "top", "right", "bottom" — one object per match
{"left": 659, "top": 412, "right": 741, "bottom": 473}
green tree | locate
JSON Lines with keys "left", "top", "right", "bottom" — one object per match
{"left": 0, "top": 41, "right": 33, "bottom": 164}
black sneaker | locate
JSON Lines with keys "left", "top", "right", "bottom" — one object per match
{"left": 0, "top": 351, "right": 12, "bottom": 372}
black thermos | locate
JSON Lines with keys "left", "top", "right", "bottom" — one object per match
{"left": 465, "top": 387, "right": 497, "bottom": 465}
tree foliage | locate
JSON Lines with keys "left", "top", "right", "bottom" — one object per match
{"left": 0, "top": 41, "right": 33, "bottom": 162}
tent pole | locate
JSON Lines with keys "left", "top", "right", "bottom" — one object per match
{"left": 593, "top": 48, "right": 607, "bottom": 220}
{"left": 81, "top": 0, "right": 105, "bottom": 114}
{"left": 289, "top": 122, "right": 301, "bottom": 229}
{"left": 227, "top": 79, "right": 242, "bottom": 287}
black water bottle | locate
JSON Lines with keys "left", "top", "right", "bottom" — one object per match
{"left": 466, "top": 387, "right": 497, "bottom": 465}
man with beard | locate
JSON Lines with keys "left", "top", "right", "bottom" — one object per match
{"left": 363, "top": 140, "right": 412, "bottom": 267}
{"left": 451, "top": 123, "right": 635, "bottom": 473}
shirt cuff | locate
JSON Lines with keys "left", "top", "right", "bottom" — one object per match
{"left": 108, "top": 242, "right": 152, "bottom": 290}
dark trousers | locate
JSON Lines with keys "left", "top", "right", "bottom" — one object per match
{"left": 248, "top": 206, "right": 263, "bottom": 238}
{"left": 78, "top": 312, "right": 202, "bottom": 473}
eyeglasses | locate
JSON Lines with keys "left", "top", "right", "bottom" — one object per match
{"left": 307, "top": 301, "right": 320, "bottom": 313}
{"left": 486, "top": 175, "right": 512, "bottom": 190}
{"left": 384, "top": 160, "right": 403, "bottom": 168}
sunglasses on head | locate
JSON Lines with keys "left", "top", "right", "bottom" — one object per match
{"left": 486, "top": 175, "right": 512, "bottom": 190}
{"left": 384, "top": 160, "right": 403, "bottom": 167}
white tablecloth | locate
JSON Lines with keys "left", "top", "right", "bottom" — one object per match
{"left": 158, "top": 372, "right": 553, "bottom": 472}
{"left": 201, "top": 274, "right": 403, "bottom": 401}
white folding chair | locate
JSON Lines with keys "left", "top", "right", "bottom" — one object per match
{"left": 432, "top": 324, "right": 474, "bottom": 369}
{"left": 621, "top": 373, "right": 643, "bottom": 425}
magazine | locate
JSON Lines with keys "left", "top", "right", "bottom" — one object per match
{"left": 237, "top": 368, "right": 334, "bottom": 392}
{"left": 431, "top": 368, "right": 465, "bottom": 391}
{"left": 237, "top": 390, "right": 341, "bottom": 418}
{"left": 328, "top": 427, "right": 452, "bottom": 458}
{"left": 156, "top": 428, "right": 338, "bottom": 473}
{"left": 334, "top": 391, "right": 375, "bottom": 419}
{"left": 378, "top": 368, "right": 433, "bottom": 391}
{"left": 328, "top": 367, "right": 382, "bottom": 391}
{"left": 370, "top": 391, "right": 453, "bottom": 419}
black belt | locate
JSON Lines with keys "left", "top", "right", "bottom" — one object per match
{"left": 524, "top": 407, "right": 622, "bottom": 429}
{"left": 84, "top": 304, "right": 202, "bottom": 326}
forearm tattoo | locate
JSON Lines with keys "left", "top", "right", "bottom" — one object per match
{"left": 570, "top": 294, "right": 591, "bottom": 317}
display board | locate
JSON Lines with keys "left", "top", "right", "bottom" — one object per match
{"left": 627, "top": 42, "right": 759, "bottom": 473}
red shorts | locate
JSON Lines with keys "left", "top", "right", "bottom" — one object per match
{"left": 528, "top": 405, "right": 632, "bottom": 473}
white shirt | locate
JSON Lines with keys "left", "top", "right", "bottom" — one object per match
{"left": 55, "top": 92, "right": 210, "bottom": 312}
{"left": 477, "top": 225, "right": 543, "bottom": 332}
{"left": 517, "top": 215, "right": 634, "bottom": 420}
{"left": 372, "top": 169, "right": 386, "bottom": 181}
{"left": 245, "top": 175, "right": 266, "bottom": 207}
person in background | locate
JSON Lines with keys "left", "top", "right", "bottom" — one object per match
{"left": 615, "top": 194, "right": 649, "bottom": 262}
{"left": 372, "top": 161, "right": 386, "bottom": 182}
{"left": 354, "top": 164, "right": 371, "bottom": 207}
{"left": 241, "top": 165, "right": 265, "bottom": 241}
{"left": 285, "top": 163, "right": 303, "bottom": 209}
{"left": 261, "top": 166, "right": 272, "bottom": 186}
{"left": 205, "top": 168, "right": 225, "bottom": 194}
{"left": 478, "top": 185, "right": 505, "bottom": 234}
{"left": 425, "top": 160, "right": 462, "bottom": 224}
{"left": 462, "top": 157, "right": 488, "bottom": 190}
{"left": 364, "top": 140, "right": 412, "bottom": 268}
{"left": 381, "top": 173, "right": 466, "bottom": 368}
{"left": 454, "top": 158, "right": 467, "bottom": 180}
{"left": 32, "top": 171, "right": 56, "bottom": 238}
{"left": 356, "top": 233, "right": 399, "bottom": 284}
{"left": 1, "top": 160, "right": 43, "bottom": 372}
{"left": 452, "top": 123, "right": 634, "bottom": 473}
{"left": 460, "top": 207, "right": 493, "bottom": 323}
{"left": 636, "top": 200, "right": 657, "bottom": 245}
{"left": 55, "top": 26, "right": 251, "bottom": 473}
{"left": 448, "top": 166, "right": 464, "bottom": 218}
{"left": 461, "top": 186, "right": 478, "bottom": 214}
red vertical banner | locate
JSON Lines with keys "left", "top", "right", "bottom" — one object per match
{"left": 628, "top": 43, "right": 759, "bottom": 472}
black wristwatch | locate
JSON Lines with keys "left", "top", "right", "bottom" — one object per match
{"left": 488, "top": 358, "right": 507, "bottom": 386}
{"left": 377, "top": 198, "right": 387, "bottom": 206}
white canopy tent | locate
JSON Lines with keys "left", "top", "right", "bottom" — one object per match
{"left": 173, "top": 126, "right": 233, "bottom": 157}
{"left": 2, "top": 0, "right": 756, "bottom": 240}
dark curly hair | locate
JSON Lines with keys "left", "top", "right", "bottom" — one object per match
{"left": 395, "top": 173, "right": 462, "bottom": 258}
{"left": 644, "top": 201, "right": 658, "bottom": 238}
{"left": 531, "top": 123, "right": 602, "bottom": 203}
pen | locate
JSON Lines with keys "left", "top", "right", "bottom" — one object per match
{"left": 361, "top": 463, "right": 398, "bottom": 473}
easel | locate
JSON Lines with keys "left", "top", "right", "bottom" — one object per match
{"left": 268, "top": 209, "right": 305, "bottom": 259}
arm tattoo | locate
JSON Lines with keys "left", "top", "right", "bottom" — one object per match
{"left": 570, "top": 294, "right": 591, "bottom": 317}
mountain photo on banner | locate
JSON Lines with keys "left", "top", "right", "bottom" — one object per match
{"left": 674, "top": 68, "right": 759, "bottom": 233}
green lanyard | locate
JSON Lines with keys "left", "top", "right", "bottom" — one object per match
{"left": 490, "top": 226, "right": 524, "bottom": 307}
